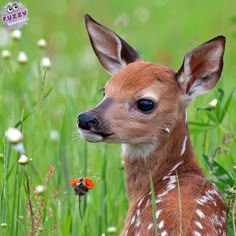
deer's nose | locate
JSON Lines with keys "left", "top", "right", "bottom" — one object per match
{"left": 77, "top": 112, "right": 98, "bottom": 130}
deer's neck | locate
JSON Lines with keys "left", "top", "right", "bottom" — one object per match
{"left": 122, "top": 112, "right": 204, "bottom": 202}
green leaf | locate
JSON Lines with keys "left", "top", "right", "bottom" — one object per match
{"left": 219, "top": 88, "right": 235, "bottom": 123}
{"left": 149, "top": 174, "right": 158, "bottom": 236}
{"left": 202, "top": 154, "right": 234, "bottom": 191}
{"left": 189, "top": 121, "right": 215, "bottom": 133}
{"left": 206, "top": 110, "right": 219, "bottom": 124}
{"left": 14, "top": 88, "right": 53, "bottom": 128}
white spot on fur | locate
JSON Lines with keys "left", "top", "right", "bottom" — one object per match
{"left": 194, "top": 221, "right": 203, "bottom": 229}
{"left": 155, "top": 198, "right": 162, "bottom": 204}
{"left": 137, "top": 197, "right": 144, "bottom": 207}
{"left": 168, "top": 176, "right": 176, "bottom": 185}
{"left": 157, "top": 189, "right": 169, "bottom": 199}
{"left": 163, "top": 161, "right": 183, "bottom": 180}
{"left": 145, "top": 199, "right": 150, "bottom": 208}
{"left": 195, "top": 185, "right": 222, "bottom": 207}
{"left": 210, "top": 214, "right": 223, "bottom": 227}
{"left": 168, "top": 161, "right": 184, "bottom": 175}
{"left": 180, "top": 136, "right": 188, "bottom": 156}
{"left": 135, "top": 218, "right": 141, "bottom": 228}
{"left": 156, "top": 209, "right": 162, "bottom": 220}
{"left": 193, "top": 231, "right": 202, "bottom": 236}
{"left": 147, "top": 223, "right": 153, "bottom": 231}
{"left": 167, "top": 183, "right": 176, "bottom": 192}
{"left": 164, "top": 127, "right": 170, "bottom": 133}
{"left": 185, "top": 111, "right": 188, "bottom": 124}
{"left": 160, "top": 230, "right": 168, "bottom": 236}
{"left": 196, "top": 209, "right": 205, "bottom": 219}
{"left": 158, "top": 220, "right": 164, "bottom": 229}
{"left": 130, "top": 215, "right": 136, "bottom": 225}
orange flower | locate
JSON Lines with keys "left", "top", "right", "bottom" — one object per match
{"left": 85, "top": 177, "right": 95, "bottom": 189}
{"left": 70, "top": 178, "right": 79, "bottom": 187}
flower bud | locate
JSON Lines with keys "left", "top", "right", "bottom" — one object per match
{"left": 37, "top": 39, "right": 47, "bottom": 48}
{"left": 1, "top": 223, "right": 7, "bottom": 228}
{"left": 209, "top": 98, "right": 218, "bottom": 108}
{"left": 17, "top": 51, "right": 28, "bottom": 64}
{"left": 1, "top": 49, "right": 11, "bottom": 59}
{"left": 107, "top": 226, "right": 117, "bottom": 233}
{"left": 41, "top": 57, "right": 51, "bottom": 69}
{"left": 35, "top": 185, "right": 47, "bottom": 194}
{"left": 18, "top": 154, "right": 32, "bottom": 165}
{"left": 11, "top": 30, "right": 22, "bottom": 40}
{"left": 5, "top": 127, "right": 23, "bottom": 144}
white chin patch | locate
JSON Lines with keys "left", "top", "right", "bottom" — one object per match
{"left": 79, "top": 129, "right": 103, "bottom": 142}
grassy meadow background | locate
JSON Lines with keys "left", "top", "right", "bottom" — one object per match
{"left": 0, "top": 0, "right": 236, "bottom": 235}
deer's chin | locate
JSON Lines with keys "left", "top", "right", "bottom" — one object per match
{"left": 79, "top": 129, "right": 104, "bottom": 142}
{"left": 79, "top": 129, "right": 114, "bottom": 143}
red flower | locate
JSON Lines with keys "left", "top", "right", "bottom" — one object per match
{"left": 85, "top": 177, "right": 95, "bottom": 189}
{"left": 70, "top": 177, "right": 95, "bottom": 196}
{"left": 70, "top": 178, "right": 79, "bottom": 187}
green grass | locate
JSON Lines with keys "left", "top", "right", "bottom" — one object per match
{"left": 0, "top": 0, "right": 236, "bottom": 235}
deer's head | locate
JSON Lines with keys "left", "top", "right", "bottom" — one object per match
{"left": 78, "top": 15, "right": 225, "bottom": 149}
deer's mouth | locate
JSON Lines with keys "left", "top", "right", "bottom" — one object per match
{"left": 79, "top": 128, "right": 113, "bottom": 142}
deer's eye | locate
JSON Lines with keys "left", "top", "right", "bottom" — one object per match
{"left": 137, "top": 99, "right": 155, "bottom": 113}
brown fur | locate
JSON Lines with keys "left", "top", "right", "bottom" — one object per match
{"left": 78, "top": 15, "right": 227, "bottom": 236}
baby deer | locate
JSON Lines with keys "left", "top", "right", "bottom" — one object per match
{"left": 78, "top": 14, "right": 227, "bottom": 236}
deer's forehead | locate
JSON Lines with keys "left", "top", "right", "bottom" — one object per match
{"left": 106, "top": 62, "right": 178, "bottom": 96}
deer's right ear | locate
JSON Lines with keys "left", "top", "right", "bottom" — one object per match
{"left": 85, "top": 14, "right": 141, "bottom": 75}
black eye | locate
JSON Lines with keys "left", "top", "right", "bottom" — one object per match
{"left": 137, "top": 99, "right": 155, "bottom": 113}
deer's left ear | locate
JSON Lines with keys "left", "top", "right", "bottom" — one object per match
{"left": 176, "top": 36, "right": 226, "bottom": 100}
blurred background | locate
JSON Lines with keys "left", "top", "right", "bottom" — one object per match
{"left": 0, "top": 0, "right": 235, "bottom": 235}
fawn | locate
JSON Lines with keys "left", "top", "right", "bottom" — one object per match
{"left": 78, "top": 14, "right": 227, "bottom": 236}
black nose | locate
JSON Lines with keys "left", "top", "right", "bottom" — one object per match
{"left": 77, "top": 112, "right": 98, "bottom": 130}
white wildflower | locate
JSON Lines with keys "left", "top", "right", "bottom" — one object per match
{"left": 50, "top": 129, "right": 59, "bottom": 141}
{"left": 5, "top": 127, "right": 23, "bottom": 144}
{"left": 209, "top": 98, "right": 218, "bottom": 108}
{"left": 11, "top": 29, "right": 22, "bottom": 40}
{"left": 37, "top": 39, "right": 47, "bottom": 48}
{"left": 1, "top": 223, "right": 7, "bottom": 227}
{"left": 18, "top": 154, "right": 32, "bottom": 165}
{"left": 41, "top": 57, "right": 51, "bottom": 69}
{"left": 107, "top": 226, "right": 117, "bottom": 233}
{"left": 17, "top": 51, "right": 28, "bottom": 64}
{"left": 1, "top": 49, "right": 11, "bottom": 59}
{"left": 35, "top": 185, "right": 47, "bottom": 194}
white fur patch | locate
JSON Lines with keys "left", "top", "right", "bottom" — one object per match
{"left": 180, "top": 136, "right": 188, "bottom": 156}
{"left": 196, "top": 209, "right": 205, "bottom": 219}
{"left": 79, "top": 129, "right": 103, "bottom": 142}
{"left": 158, "top": 220, "right": 164, "bottom": 229}
{"left": 155, "top": 209, "right": 162, "bottom": 220}
{"left": 194, "top": 231, "right": 202, "bottom": 236}
{"left": 194, "top": 221, "right": 203, "bottom": 229}
{"left": 147, "top": 223, "right": 153, "bottom": 231}
{"left": 160, "top": 231, "right": 168, "bottom": 236}
{"left": 122, "top": 142, "right": 158, "bottom": 159}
